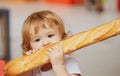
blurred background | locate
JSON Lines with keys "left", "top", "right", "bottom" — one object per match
{"left": 0, "top": 0, "right": 120, "bottom": 76}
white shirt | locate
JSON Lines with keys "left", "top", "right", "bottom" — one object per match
{"left": 32, "top": 55, "right": 81, "bottom": 76}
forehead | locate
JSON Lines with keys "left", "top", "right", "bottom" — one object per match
{"left": 34, "top": 21, "right": 59, "bottom": 33}
{"left": 39, "top": 27, "right": 58, "bottom": 34}
{"left": 31, "top": 22, "right": 59, "bottom": 36}
{"left": 28, "top": 18, "right": 61, "bottom": 39}
{"left": 31, "top": 26, "right": 59, "bottom": 39}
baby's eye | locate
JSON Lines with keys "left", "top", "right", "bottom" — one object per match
{"left": 34, "top": 38, "right": 40, "bottom": 42}
{"left": 48, "top": 34, "right": 55, "bottom": 38}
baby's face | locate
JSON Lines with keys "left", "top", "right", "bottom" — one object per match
{"left": 30, "top": 28, "right": 62, "bottom": 50}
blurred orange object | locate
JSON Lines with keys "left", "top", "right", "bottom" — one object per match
{"left": 7, "top": 0, "right": 25, "bottom": 3}
{"left": 0, "top": 60, "right": 5, "bottom": 76}
{"left": 7, "top": 0, "right": 39, "bottom": 3}
{"left": 44, "top": 0, "right": 85, "bottom": 5}
{"left": 117, "top": 0, "right": 120, "bottom": 12}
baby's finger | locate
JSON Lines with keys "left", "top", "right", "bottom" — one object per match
{"left": 53, "top": 45, "right": 59, "bottom": 52}
{"left": 46, "top": 48, "right": 53, "bottom": 56}
{"left": 25, "top": 50, "right": 32, "bottom": 55}
{"left": 58, "top": 43, "right": 63, "bottom": 53}
{"left": 32, "top": 49, "right": 38, "bottom": 53}
{"left": 32, "top": 50, "right": 36, "bottom": 53}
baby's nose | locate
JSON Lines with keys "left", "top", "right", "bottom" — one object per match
{"left": 43, "top": 41, "right": 50, "bottom": 47}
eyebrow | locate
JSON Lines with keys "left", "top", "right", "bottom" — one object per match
{"left": 33, "top": 35, "right": 40, "bottom": 39}
{"left": 33, "top": 31, "right": 54, "bottom": 38}
{"left": 46, "top": 30, "right": 56, "bottom": 35}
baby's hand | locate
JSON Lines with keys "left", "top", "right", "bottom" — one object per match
{"left": 46, "top": 44, "right": 64, "bottom": 67}
{"left": 25, "top": 49, "right": 38, "bottom": 55}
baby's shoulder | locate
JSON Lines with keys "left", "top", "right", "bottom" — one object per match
{"left": 64, "top": 54, "right": 79, "bottom": 65}
{"left": 64, "top": 55, "right": 81, "bottom": 74}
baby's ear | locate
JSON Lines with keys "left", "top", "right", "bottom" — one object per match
{"left": 62, "top": 33, "right": 67, "bottom": 40}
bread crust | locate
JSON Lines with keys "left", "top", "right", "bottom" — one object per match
{"left": 4, "top": 19, "right": 120, "bottom": 76}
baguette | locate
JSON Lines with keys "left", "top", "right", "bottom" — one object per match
{"left": 4, "top": 18, "right": 120, "bottom": 76}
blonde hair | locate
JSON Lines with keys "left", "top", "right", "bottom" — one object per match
{"left": 21, "top": 10, "right": 67, "bottom": 54}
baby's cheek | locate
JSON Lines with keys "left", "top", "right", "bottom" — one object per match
{"left": 32, "top": 44, "right": 42, "bottom": 50}
{"left": 51, "top": 38, "right": 61, "bottom": 43}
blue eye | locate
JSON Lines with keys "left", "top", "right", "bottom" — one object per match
{"left": 34, "top": 38, "right": 40, "bottom": 42}
{"left": 48, "top": 34, "right": 54, "bottom": 38}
